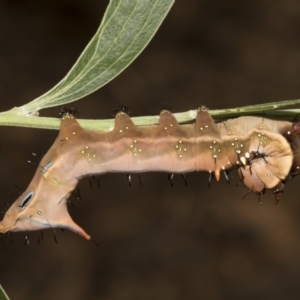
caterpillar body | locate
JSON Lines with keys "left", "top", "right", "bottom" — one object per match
{"left": 0, "top": 106, "right": 299, "bottom": 240}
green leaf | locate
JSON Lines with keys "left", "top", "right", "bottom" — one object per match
{"left": 0, "top": 285, "right": 10, "bottom": 300}
{"left": 18, "top": 0, "right": 174, "bottom": 115}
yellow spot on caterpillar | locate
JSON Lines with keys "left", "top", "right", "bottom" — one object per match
{"left": 72, "top": 132, "right": 76, "bottom": 135}
{"left": 234, "top": 138, "right": 238, "bottom": 141}
{"left": 287, "top": 131, "right": 291, "bottom": 135}
{"left": 175, "top": 141, "right": 187, "bottom": 157}
{"left": 130, "top": 140, "right": 142, "bottom": 156}
{"left": 236, "top": 150, "right": 241, "bottom": 154}
{"left": 245, "top": 152, "right": 250, "bottom": 159}
{"left": 200, "top": 127, "right": 203, "bottom": 130}
{"left": 54, "top": 177, "right": 60, "bottom": 184}
{"left": 119, "top": 130, "right": 123, "bottom": 133}
{"left": 165, "top": 127, "right": 168, "bottom": 130}
{"left": 240, "top": 144, "right": 244, "bottom": 147}
{"left": 81, "top": 146, "right": 96, "bottom": 161}
{"left": 126, "top": 127, "right": 129, "bottom": 130}
{"left": 213, "top": 154, "right": 217, "bottom": 158}
{"left": 205, "top": 125, "right": 209, "bottom": 128}
{"left": 170, "top": 124, "right": 173, "bottom": 127}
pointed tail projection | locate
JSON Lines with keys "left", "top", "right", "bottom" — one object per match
{"left": 1, "top": 106, "right": 300, "bottom": 239}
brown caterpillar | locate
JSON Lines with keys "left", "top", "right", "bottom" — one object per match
{"left": 0, "top": 106, "right": 299, "bottom": 240}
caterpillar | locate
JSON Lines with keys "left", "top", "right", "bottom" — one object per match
{"left": 0, "top": 106, "right": 299, "bottom": 241}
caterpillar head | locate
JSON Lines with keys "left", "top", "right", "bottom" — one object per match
{"left": 237, "top": 129, "right": 293, "bottom": 196}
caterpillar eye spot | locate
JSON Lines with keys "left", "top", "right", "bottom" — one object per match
{"left": 19, "top": 192, "right": 34, "bottom": 210}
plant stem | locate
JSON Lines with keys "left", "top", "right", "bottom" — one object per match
{"left": 0, "top": 100, "right": 300, "bottom": 131}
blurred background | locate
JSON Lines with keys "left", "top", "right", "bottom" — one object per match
{"left": 1, "top": 0, "right": 300, "bottom": 299}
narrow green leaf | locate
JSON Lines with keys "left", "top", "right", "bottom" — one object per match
{"left": 0, "top": 285, "right": 10, "bottom": 300}
{"left": 18, "top": 0, "right": 174, "bottom": 115}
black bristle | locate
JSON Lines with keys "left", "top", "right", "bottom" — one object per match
{"left": 24, "top": 232, "right": 30, "bottom": 245}
{"left": 160, "top": 103, "right": 174, "bottom": 113}
{"left": 127, "top": 174, "right": 132, "bottom": 187}
{"left": 168, "top": 173, "right": 174, "bottom": 187}
{"left": 182, "top": 173, "right": 188, "bottom": 186}
{"left": 111, "top": 105, "right": 130, "bottom": 117}
{"left": 256, "top": 194, "right": 263, "bottom": 204}
{"left": 223, "top": 170, "right": 230, "bottom": 184}
{"left": 242, "top": 189, "right": 251, "bottom": 199}
{"left": 91, "top": 239, "right": 100, "bottom": 247}
{"left": 59, "top": 107, "right": 80, "bottom": 118}
{"left": 88, "top": 175, "right": 101, "bottom": 188}
{"left": 71, "top": 188, "right": 82, "bottom": 200}
{"left": 53, "top": 229, "right": 58, "bottom": 243}
{"left": 138, "top": 174, "right": 142, "bottom": 186}
{"left": 208, "top": 172, "right": 213, "bottom": 188}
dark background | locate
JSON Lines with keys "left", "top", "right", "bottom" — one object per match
{"left": 1, "top": 1, "right": 300, "bottom": 299}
